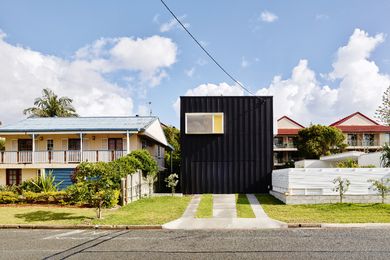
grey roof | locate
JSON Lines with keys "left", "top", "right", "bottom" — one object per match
{"left": 0, "top": 116, "right": 158, "bottom": 133}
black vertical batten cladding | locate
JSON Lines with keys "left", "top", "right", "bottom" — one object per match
{"left": 180, "top": 96, "right": 273, "bottom": 194}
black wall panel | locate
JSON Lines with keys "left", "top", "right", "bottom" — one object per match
{"left": 180, "top": 96, "right": 273, "bottom": 194}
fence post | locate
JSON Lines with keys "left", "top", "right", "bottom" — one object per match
{"left": 120, "top": 177, "right": 126, "bottom": 206}
{"left": 138, "top": 170, "right": 142, "bottom": 199}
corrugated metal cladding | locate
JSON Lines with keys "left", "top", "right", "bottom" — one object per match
{"left": 180, "top": 96, "right": 273, "bottom": 194}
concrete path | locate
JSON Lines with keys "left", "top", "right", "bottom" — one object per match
{"left": 213, "top": 194, "right": 237, "bottom": 218}
{"left": 163, "top": 194, "right": 287, "bottom": 230}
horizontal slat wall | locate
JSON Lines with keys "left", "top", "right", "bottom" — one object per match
{"left": 180, "top": 96, "right": 273, "bottom": 194}
{"left": 46, "top": 168, "right": 75, "bottom": 190}
{"left": 272, "top": 168, "right": 390, "bottom": 195}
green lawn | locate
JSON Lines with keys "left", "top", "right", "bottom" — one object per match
{"left": 236, "top": 194, "right": 255, "bottom": 218}
{"left": 256, "top": 194, "right": 390, "bottom": 223}
{"left": 196, "top": 194, "right": 213, "bottom": 218}
{"left": 0, "top": 196, "right": 192, "bottom": 225}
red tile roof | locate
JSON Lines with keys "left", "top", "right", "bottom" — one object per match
{"left": 329, "top": 112, "right": 379, "bottom": 126}
{"left": 333, "top": 125, "right": 390, "bottom": 133}
{"left": 277, "top": 129, "right": 301, "bottom": 135}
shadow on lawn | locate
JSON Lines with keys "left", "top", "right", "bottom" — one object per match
{"left": 15, "top": 211, "right": 93, "bottom": 223}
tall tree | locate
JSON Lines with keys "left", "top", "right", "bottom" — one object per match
{"left": 23, "top": 88, "right": 78, "bottom": 118}
{"left": 296, "top": 125, "right": 346, "bottom": 159}
{"left": 163, "top": 125, "right": 180, "bottom": 174}
{"left": 376, "top": 85, "right": 390, "bottom": 125}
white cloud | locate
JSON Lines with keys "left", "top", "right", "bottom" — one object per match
{"left": 185, "top": 67, "right": 195, "bottom": 77}
{"left": 173, "top": 83, "right": 244, "bottom": 115}
{"left": 260, "top": 11, "right": 278, "bottom": 23}
{"left": 257, "top": 28, "right": 390, "bottom": 126}
{"left": 0, "top": 32, "right": 177, "bottom": 124}
{"left": 315, "top": 14, "right": 329, "bottom": 20}
{"left": 241, "top": 56, "right": 249, "bottom": 68}
{"left": 159, "top": 15, "right": 190, "bottom": 33}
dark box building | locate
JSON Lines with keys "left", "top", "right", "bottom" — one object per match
{"left": 180, "top": 96, "right": 273, "bottom": 194}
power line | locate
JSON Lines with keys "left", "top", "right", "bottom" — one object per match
{"left": 160, "top": 0, "right": 259, "bottom": 98}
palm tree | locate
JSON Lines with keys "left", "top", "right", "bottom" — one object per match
{"left": 23, "top": 88, "right": 78, "bottom": 118}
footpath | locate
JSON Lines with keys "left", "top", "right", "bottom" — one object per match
{"left": 163, "top": 194, "right": 287, "bottom": 230}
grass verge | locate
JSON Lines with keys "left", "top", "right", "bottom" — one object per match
{"left": 0, "top": 196, "right": 192, "bottom": 225}
{"left": 256, "top": 194, "right": 390, "bottom": 223}
{"left": 196, "top": 194, "right": 213, "bottom": 218}
{"left": 236, "top": 194, "right": 255, "bottom": 218}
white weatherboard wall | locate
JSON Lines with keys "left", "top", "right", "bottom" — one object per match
{"left": 271, "top": 168, "right": 390, "bottom": 204}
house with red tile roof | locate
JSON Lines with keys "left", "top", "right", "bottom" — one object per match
{"left": 274, "top": 116, "right": 304, "bottom": 168}
{"left": 274, "top": 112, "right": 390, "bottom": 168}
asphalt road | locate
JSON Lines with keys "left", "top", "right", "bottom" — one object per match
{"left": 1, "top": 228, "right": 390, "bottom": 259}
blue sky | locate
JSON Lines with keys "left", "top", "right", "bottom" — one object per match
{"left": 0, "top": 0, "right": 390, "bottom": 127}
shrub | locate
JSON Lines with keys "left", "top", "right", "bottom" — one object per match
{"left": 65, "top": 182, "right": 91, "bottom": 205}
{"left": 22, "top": 191, "right": 68, "bottom": 204}
{"left": 0, "top": 191, "right": 19, "bottom": 204}
{"left": 165, "top": 173, "right": 179, "bottom": 196}
{"left": 336, "top": 159, "right": 359, "bottom": 168}
{"left": 0, "top": 184, "right": 20, "bottom": 194}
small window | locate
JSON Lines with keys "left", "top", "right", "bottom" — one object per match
{"left": 185, "top": 113, "right": 224, "bottom": 134}
{"left": 68, "top": 139, "right": 80, "bottom": 150}
{"left": 6, "top": 169, "right": 21, "bottom": 186}
{"left": 47, "top": 140, "right": 54, "bottom": 151}
{"left": 157, "top": 145, "right": 162, "bottom": 157}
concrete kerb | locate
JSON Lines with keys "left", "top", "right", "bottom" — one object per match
{"left": 0, "top": 224, "right": 162, "bottom": 230}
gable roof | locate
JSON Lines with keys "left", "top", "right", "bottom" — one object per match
{"left": 329, "top": 112, "right": 390, "bottom": 133}
{"left": 0, "top": 116, "right": 157, "bottom": 133}
{"left": 329, "top": 112, "right": 379, "bottom": 126}
{"left": 277, "top": 116, "right": 305, "bottom": 128}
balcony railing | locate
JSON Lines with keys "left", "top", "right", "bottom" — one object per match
{"left": 274, "top": 143, "right": 296, "bottom": 148}
{"left": 0, "top": 150, "right": 127, "bottom": 164}
{"left": 347, "top": 140, "right": 379, "bottom": 147}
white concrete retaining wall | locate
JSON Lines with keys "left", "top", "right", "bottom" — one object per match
{"left": 271, "top": 168, "right": 390, "bottom": 204}
{"left": 294, "top": 160, "right": 332, "bottom": 168}
{"left": 358, "top": 152, "right": 382, "bottom": 167}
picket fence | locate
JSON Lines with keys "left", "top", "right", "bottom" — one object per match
{"left": 120, "top": 170, "right": 153, "bottom": 205}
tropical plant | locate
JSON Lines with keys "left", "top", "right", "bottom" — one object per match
{"left": 296, "top": 125, "right": 346, "bottom": 159}
{"left": 165, "top": 173, "right": 179, "bottom": 196}
{"left": 332, "top": 177, "right": 350, "bottom": 203}
{"left": 375, "top": 85, "right": 390, "bottom": 125}
{"left": 368, "top": 178, "right": 390, "bottom": 203}
{"left": 20, "top": 172, "right": 63, "bottom": 193}
{"left": 381, "top": 143, "right": 390, "bottom": 167}
{"left": 23, "top": 88, "right": 78, "bottom": 118}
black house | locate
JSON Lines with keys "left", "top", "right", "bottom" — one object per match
{"left": 180, "top": 96, "right": 273, "bottom": 194}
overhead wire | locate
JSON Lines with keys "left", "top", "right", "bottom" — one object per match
{"left": 160, "top": 0, "right": 262, "bottom": 101}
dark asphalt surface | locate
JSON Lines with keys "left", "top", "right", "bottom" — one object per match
{"left": 1, "top": 228, "right": 390, "bottom": 259}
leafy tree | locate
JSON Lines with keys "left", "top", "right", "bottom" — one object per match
{"left": 332, "top": 177, "right": 350, "bottom": 203}
{"left": 0, "top": 138, "right": 4, "bottom": 151}
{"left": 375, "top": 85, "right": 390, "bottom": 125}
{"left": 71, "top": 162, "right": 118, "bottom": 218}
{"left": 296, "top": 125, "right": 346, "bottom": 159}
{"left": 163, "top": 125, "right": 180, "bottom": 174}
{"left": 129, "top": 150, "right": 159, "bottom": 196}
{"left": 381, "top": 143, "right": 390, "bottom": 167}
{"left": 368, "top": 178, "right": 390, "bottom": 203}
{"left": 23, "top": 88, "right": 78, "bottom": 118}
{"left": 165, "top": 173, "right": 179, "bottom": 196}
